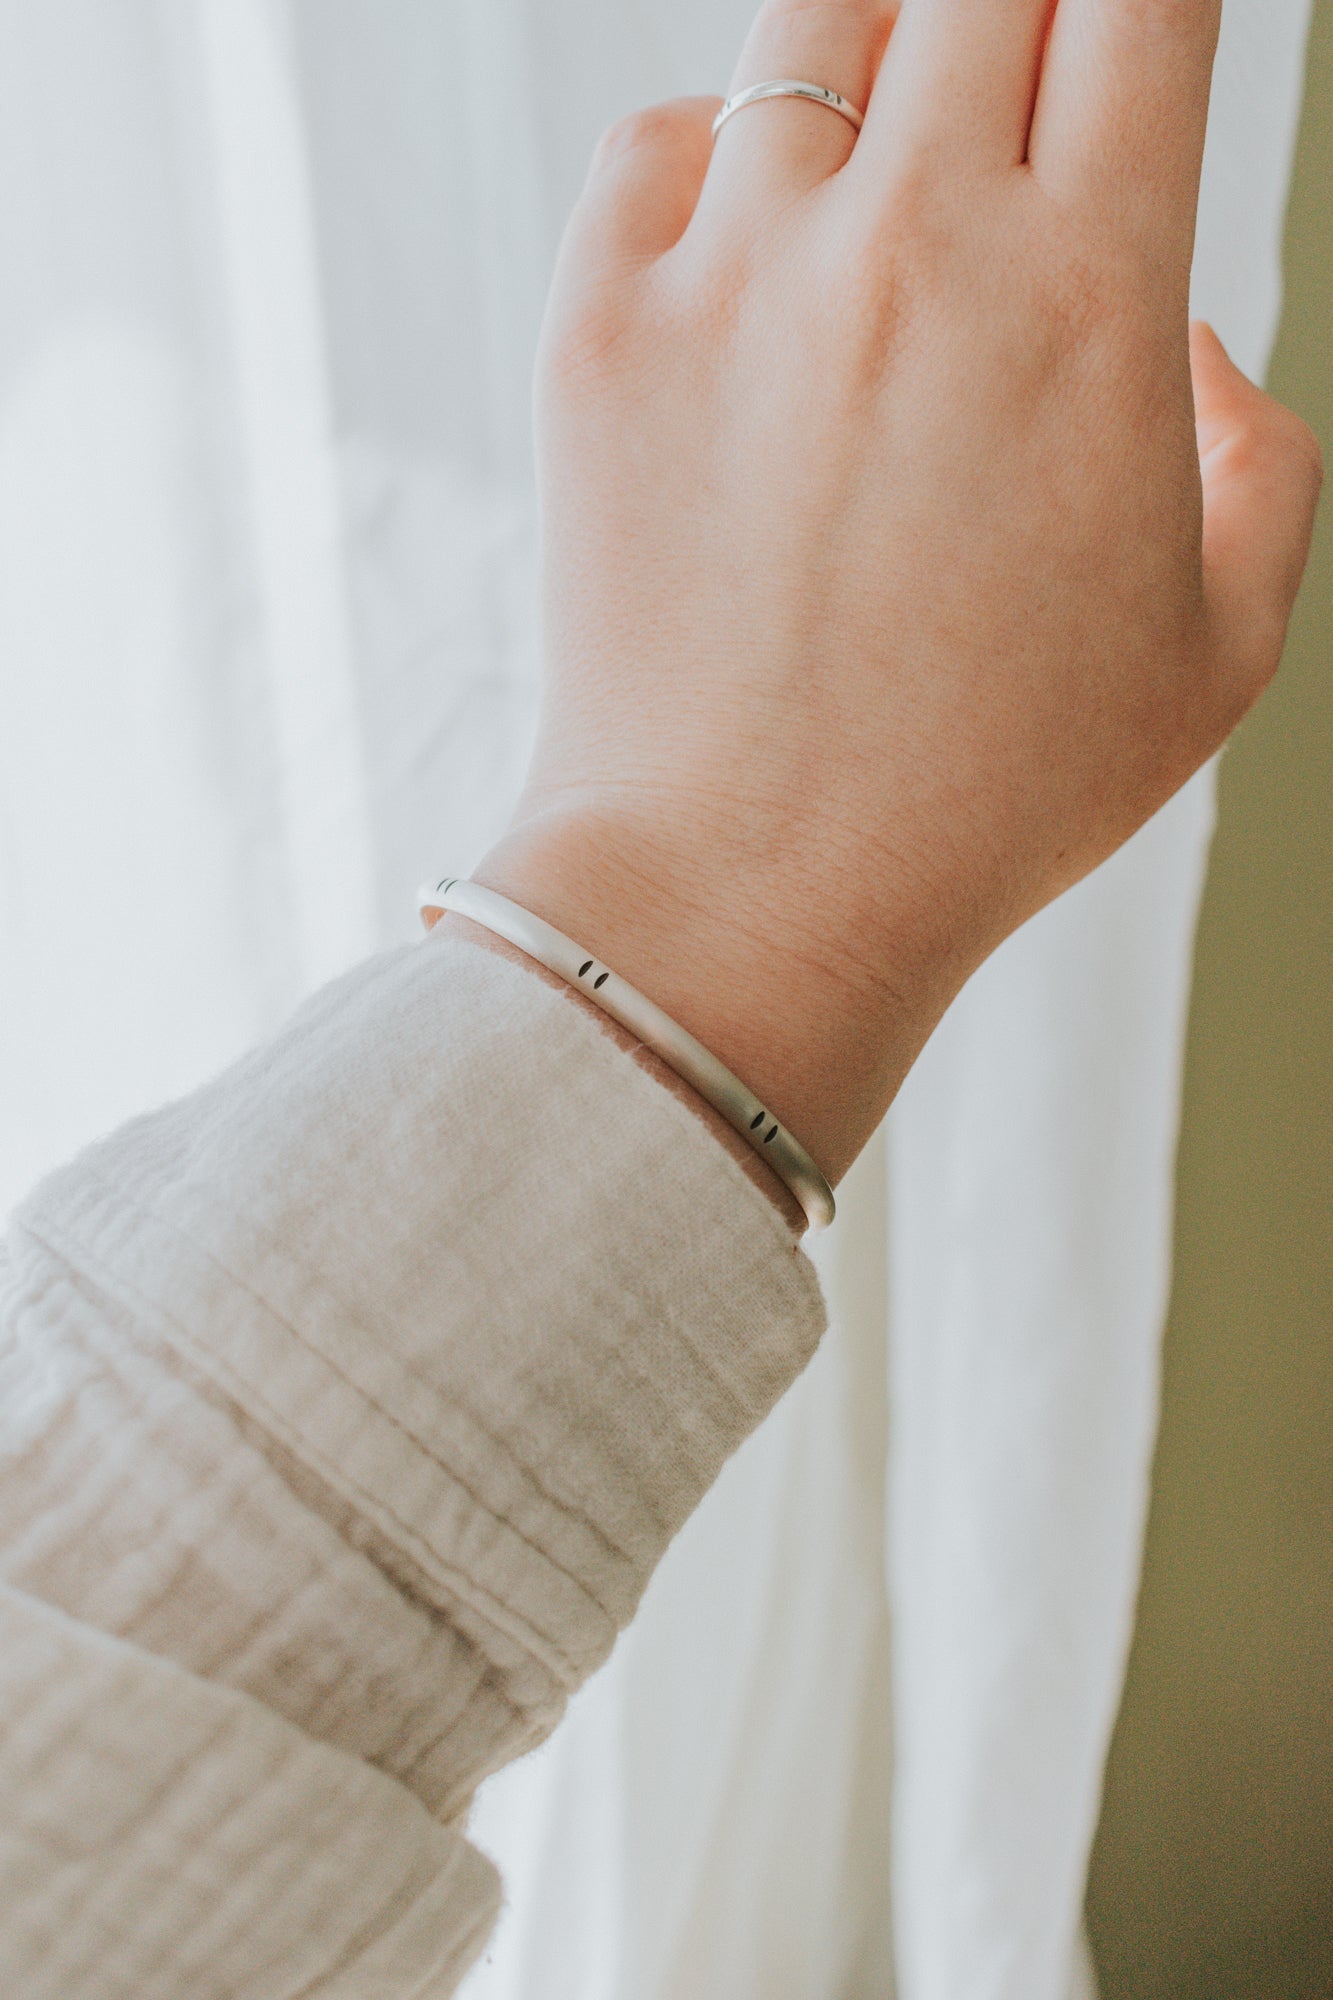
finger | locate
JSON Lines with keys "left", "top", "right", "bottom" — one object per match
{"left": 1193, "top": 322, "right": 1324, "bottom": 708}
{"left": 1029, "top": 0, "right": 1222, "bottom": 262}
{"left": 706, "top": 0, "right": 893, "bottom": 206}
{"left": 571, "top": 98, "right": 720, "bottom": 271}
{"left": 858, "top": 0, "right": 1056, "bottom": 173}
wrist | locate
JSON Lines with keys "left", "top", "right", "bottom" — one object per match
{"left": 431, "top": 908, "right": 808, "bottom": 1232}
{"left": 475, "top": 792, "right": 958, "bottom": 1181}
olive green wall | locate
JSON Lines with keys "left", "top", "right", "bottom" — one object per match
{"left": 1087, "top": 8, "right": 1333, "bottom": 1995}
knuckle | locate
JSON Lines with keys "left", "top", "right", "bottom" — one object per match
{"left": 1231, "top": 628, "right": 1286, "bottom": 713}
{"left": 592, "top": 103, "right": 680, "bottom": 167}
{"left": 1117, "top": 0, "right": 1213, "bottom": 32}
{"left": 1212, "top": 403, "right": 1323, "bottom": 500}
{"left": 1204, "top": 417, "right": 1269, "bottom": 481}
{"left": 1280, "top": 410, "right": 1325, "bottom": 493}
{"left": 1214, "top": 602, "right": 1291, "bottom": 721}
{"left": 752, "top": 0, "right": 880, "bottom": 24}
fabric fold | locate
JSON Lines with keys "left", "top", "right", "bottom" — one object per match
{"left": 1, "top": 932, "right": 825, "bottom": 1989}
{"left": 0, "top": 1579, "right": 500, "bottom": 2000}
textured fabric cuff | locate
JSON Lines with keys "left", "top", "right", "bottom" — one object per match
{"left": 16, "top": 933, "right": 827, "bottom": 1789}
{"left": 0, "top": 1580, "right": 499, "bottom": 2000}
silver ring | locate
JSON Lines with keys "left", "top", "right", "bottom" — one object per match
{"left": 712, "top": 79, "right": 865, "bottom": 141}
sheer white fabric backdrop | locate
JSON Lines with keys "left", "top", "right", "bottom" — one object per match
{"left": 0, "top": 3, "right": 1311, "bottom": 1995}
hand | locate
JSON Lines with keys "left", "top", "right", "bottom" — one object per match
{"left": 475, "top": 0, "right": 1322, "bottom": 1184}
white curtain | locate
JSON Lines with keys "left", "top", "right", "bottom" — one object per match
{"left": 0, "top": 4, "right": 1312, "bottom": 1996}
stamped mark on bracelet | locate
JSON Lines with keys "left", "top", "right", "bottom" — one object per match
{"left": 575, "top": 959, "right": 784, "bottom": 1152}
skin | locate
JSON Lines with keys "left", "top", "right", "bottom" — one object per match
{"left": 464, "top": 0, "right": 1323, "bottom": 1200}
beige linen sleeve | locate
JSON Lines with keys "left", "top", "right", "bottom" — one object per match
{"left": 0, "top": 930, "right": 827, "bottom": 1997}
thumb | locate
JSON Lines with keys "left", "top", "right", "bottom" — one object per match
{"left": 1192, "top": 320, "right": 1323, "bottom": 704}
